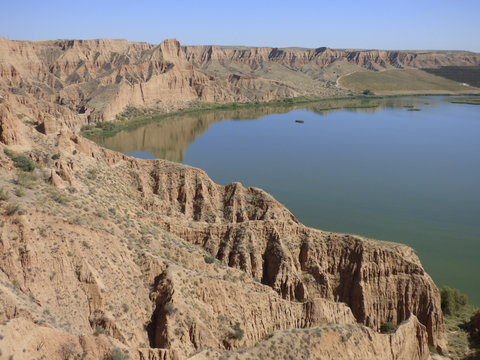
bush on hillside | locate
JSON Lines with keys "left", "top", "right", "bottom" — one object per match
{"left": 204, "top": 255, "right": 216, "bottom": 264}
{"left": 440, "top": 286, "right": 468, "bottom": 316}
{"left": 105, "top": 347, "right": 128, "bottom": 360}
{"left": 380, "top": 322, "right": 397, "bottom": 334}
{"left": 4, "top": 149, "right": 36, "bottom": 171}
{"left": 467, "top": 310, "right": 480, "bottom": 347}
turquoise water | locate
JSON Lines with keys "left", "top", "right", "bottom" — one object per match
{"left": 97, "top": 97, "right": 480, "bottom": 304}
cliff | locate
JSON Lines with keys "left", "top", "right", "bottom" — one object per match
{"left": 0, "top": 116, "right": 447, "bottom": 359}
{"left": 0, "top": 36, "right": 463, "bottom": 360}
{"left": 1, "top": 37, "right": 479, "bottom": 131}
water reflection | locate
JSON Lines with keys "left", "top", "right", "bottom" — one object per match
{"left": 96, "top": 97, "right": 425, "bottom": 162}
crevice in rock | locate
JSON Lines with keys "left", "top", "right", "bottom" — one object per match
{"left": 147, "top": 270, "right": 174, "bottom": 348}
{"left": 261, "top": 238, "right": 281, "bottom": 287}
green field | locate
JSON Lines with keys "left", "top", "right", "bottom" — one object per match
{"left": 338, "top": 69, "right": 476, "bottom": 93}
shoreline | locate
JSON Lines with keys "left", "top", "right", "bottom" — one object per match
{"left": 83, "top": 93, "right": 480, "bottom": 307}
{"left": 80, "top": 93, "right": 480, "bottom": 139}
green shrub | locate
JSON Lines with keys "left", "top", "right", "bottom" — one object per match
{"left": 51, "top": 153, "right": 60, "bottom": 160}
{"left": 230, "top": 322, "right": 245, "bottom": 340}
{"left": 204, "top": 255, "right": 216, "bottom": 264}
{"left": 362, "top": 89, "right": 374, "bottom": 95}
{"left": 14, "top": 156, "right": 36, "bottom": 171}
{"left": 440, "top": 286, "right": 468, "bottom": 316}
{"left": 3, "top": 148, "right": 15, "bottom": 157}
{"left": 4, "top": 149, "right": 36, "bottom": 171}
{"left": 105, "top": 347, "right": 128, "bottom": 360}
{"left": 380, "top": 322, "right": 397, "bottom": 334}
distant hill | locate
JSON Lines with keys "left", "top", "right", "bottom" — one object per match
{"left": 0, "top": 37, "right": 479, "bottom": 128}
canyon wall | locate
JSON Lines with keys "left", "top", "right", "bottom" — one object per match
{"left": 1, "top": 36, "right": 479, "bottom": 131}
{"left": 0, "top": 120, "right": 446, "bottom": 359}
{"left": 0, "top": 36, "right": 468, "bottom": 359}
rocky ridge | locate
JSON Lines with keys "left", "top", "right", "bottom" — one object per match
{"left": 1, "top": 37, "right": 479, "bottom": 132}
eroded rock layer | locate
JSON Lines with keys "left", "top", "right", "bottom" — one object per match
{"left": 1, "top": 36, "right": 479, "bottom": 129}
{"left": 0, "top": 114, "right": 446, "bottom": 359}
{"left": 0, "top": 36, "right": 459, "bottom": 359}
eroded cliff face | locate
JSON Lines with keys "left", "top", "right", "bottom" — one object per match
{"left": 0, "top": 36, "right": 458, "bottom": 359}
{"left": 0, "top": 108, "right": 446, "bottom": 359}
{"left": 128, "top": 156, "right": 446, "bottom": 352}
{"left": 1, "top": 36, "right": 479, "bottom": 130}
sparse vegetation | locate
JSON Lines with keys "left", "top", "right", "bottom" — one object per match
{"left": 230, "top": 322, "right": 245, "bottom": 340}
{"left": 16, "top": 170, "right": 38, "bottom": 188}
{"left": 5, "top": 202, "right": 20, "bottom": 216}
{"left": 14, "top": 188, "right": 24, "bottom": 197}
{"left": 449, "top": 96, "right": 480, "bottom": 105}
{"left": 51, "top": 153, "right": 61, "bottom": 160}
{"left": 440, "top": 287, "right": 479, "bottom": 359}
{"left": 94, "top": 324, "right": 106, "bottom": 335}
{"left": 0, "top": 187, "right": 9, "bottom": 201}
{"left": 164, "top": 302, "right": 176, "bottom": 315}
{"left": 60, "top": 342, "right": 79, "bottom": 359}
{"left": 467, "top": 310, "right": 480, "bottom": 348}
{"left": 86, "top": 168, "right": 99, "bottom": 180}
{"left": 380, "top": 322, "right": 397, "bottom": 334}
{"left": 4, "top": 149, "right": 36, "bottom": 171}
{"left": 105, "top": 347, "right": 128, "bottom": 360}
{"left": 49, "top": 189, "right": 69, "bottom": 204}
{"left": 440, "top": 286, "right": 468, "bottom": 316}
{"left": 204, "top": 255, "right": 216, "bottom": 264}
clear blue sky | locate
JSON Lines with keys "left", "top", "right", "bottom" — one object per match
{"left": 1, "top": 0, "right": 479, "bottom": 51}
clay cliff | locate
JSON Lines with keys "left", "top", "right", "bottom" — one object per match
{"left": 1, "top": 36, "right": 479, "bottom": 132}
{"left": 0, "top": 36, "right": 465, "bottom": 360}
{"left": 1, "top": 109, "right": 447, "bottom": 359}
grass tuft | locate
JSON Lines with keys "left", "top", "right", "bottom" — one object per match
{"left": 16, "top": 171, "right": 38, "bottom": 188}
{"left": 5, "top": 203, "right": 20, "bottom": 216}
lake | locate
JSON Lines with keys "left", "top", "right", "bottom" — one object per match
{"left": 94, "top": 97, "right": 480, "bottom": 305}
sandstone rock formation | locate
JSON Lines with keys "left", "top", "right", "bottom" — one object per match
{"left": 0, "top": 36, "right": 466, "bottom": 359}
{"left": 1, "top": 36, "right": 479, "bottom": 131}
{"left": 0, "top": 115, "right": 446, "bottom": 359}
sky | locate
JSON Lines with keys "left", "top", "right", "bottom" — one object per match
{"left": 1, "top": 0, "right": 479, "bottom": 52}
